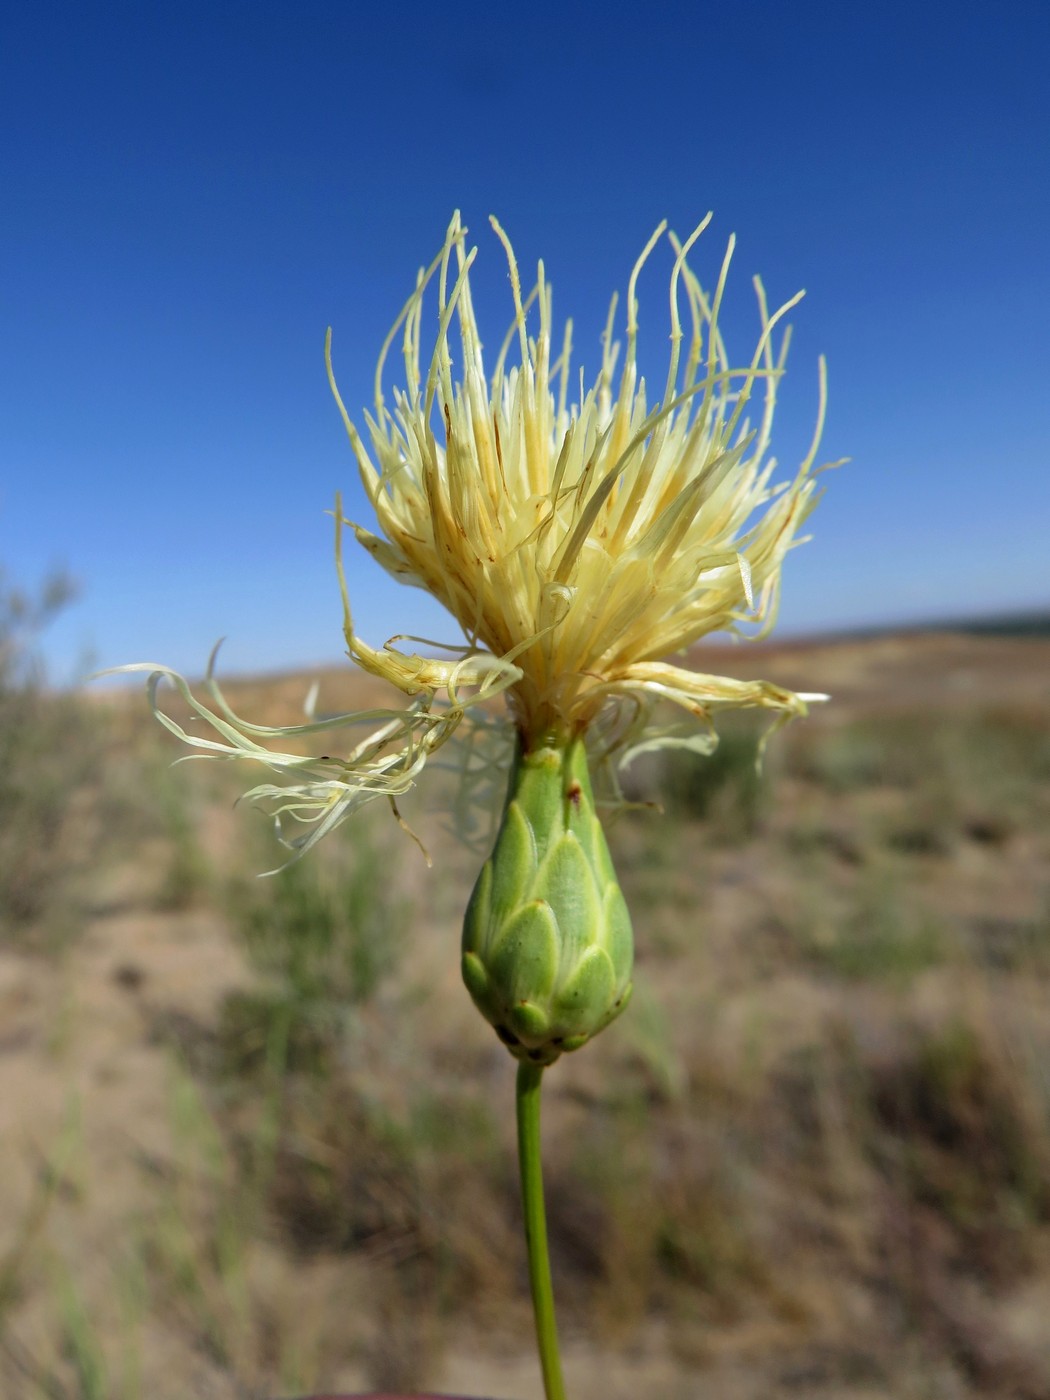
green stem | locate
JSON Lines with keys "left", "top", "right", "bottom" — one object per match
{"left": 515, "top": 1061, "right": 568, "bottom": 1400}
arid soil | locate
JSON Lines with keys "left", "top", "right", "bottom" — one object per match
{"left": 2, "top": 631, "right": 1049, "bottom": 1399}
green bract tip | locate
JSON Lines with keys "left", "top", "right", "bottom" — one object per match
{"left": 462, "top": 735, "right": 634, "bottom": 1065}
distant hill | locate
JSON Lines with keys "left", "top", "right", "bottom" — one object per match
{"left": 803, "top": 610, "right": 1050, "bottom": 643}
{"left": 941, "top": 610, "right": 1050, "bottom": 638}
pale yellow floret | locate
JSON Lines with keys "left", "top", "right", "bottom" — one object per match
{"left": 116, "top": 213, "right": 838, "bottom": 862}
{"left": 327, "top": 210, "right": 840, "bottom": 750}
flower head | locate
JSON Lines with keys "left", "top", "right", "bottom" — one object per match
{"left": 125, "top": 212, "right": 835, "bottom": 865}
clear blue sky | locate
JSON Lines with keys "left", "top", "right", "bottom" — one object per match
{"left": 3, "top": 1, "right": 1048, "bottom": 683}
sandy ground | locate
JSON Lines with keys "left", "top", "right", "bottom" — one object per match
{"left": 3, "top": 629, "right": 1050, "bottom": 1398}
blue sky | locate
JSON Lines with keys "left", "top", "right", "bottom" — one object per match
{"left": 3, "top": 1, "right": 1048, "bottom": 684}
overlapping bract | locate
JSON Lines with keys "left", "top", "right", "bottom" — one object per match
{"left": 462, "top": 736, "right": 634, "bottom": 1065}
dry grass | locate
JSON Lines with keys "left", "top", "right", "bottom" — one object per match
{"left": 2, "top": 629, "right": 1050, "bottom": 1398}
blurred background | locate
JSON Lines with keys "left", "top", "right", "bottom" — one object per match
{"left": 2, "top": 3, "right": 1049, "bottom": 1397}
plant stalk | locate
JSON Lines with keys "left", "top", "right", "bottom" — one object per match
{"left": 515, "top": 1061, "right": 568, "bottom": 1400}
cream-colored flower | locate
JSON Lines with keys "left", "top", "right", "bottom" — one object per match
{"left": 122, "top": 212, "right": 837, "bottom": 863}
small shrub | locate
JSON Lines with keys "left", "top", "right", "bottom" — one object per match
{"left": 0, "top": 567, "right": 99, "bottom": 946}
{"left": 660, "top": 715, "right": 768, "bottom": 840}
{"left": 220, "top": 833, "right": 408, "bottom": 1079}
{"left": 792, "top": 711, "right": 924, "bottom": 786}
{"left": 152, "top": 767, "right": 211, "bottom": 911}
{"left": 803, "top": 877, "right": 945, "bottom": 984}
{"left": 870, "top": 1018, "right": 1050, "bottom": 1279}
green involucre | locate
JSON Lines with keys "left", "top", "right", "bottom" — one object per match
{"left": 462, "top": 735, "right": 634, "bottom": 1064}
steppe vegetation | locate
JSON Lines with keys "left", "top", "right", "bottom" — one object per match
{"left": 2, "top": 590, "right": 1049, "bottom": 1399}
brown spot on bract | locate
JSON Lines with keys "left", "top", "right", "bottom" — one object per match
{"left": 567, "top": 780, "right": 582, "bottom": 808}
